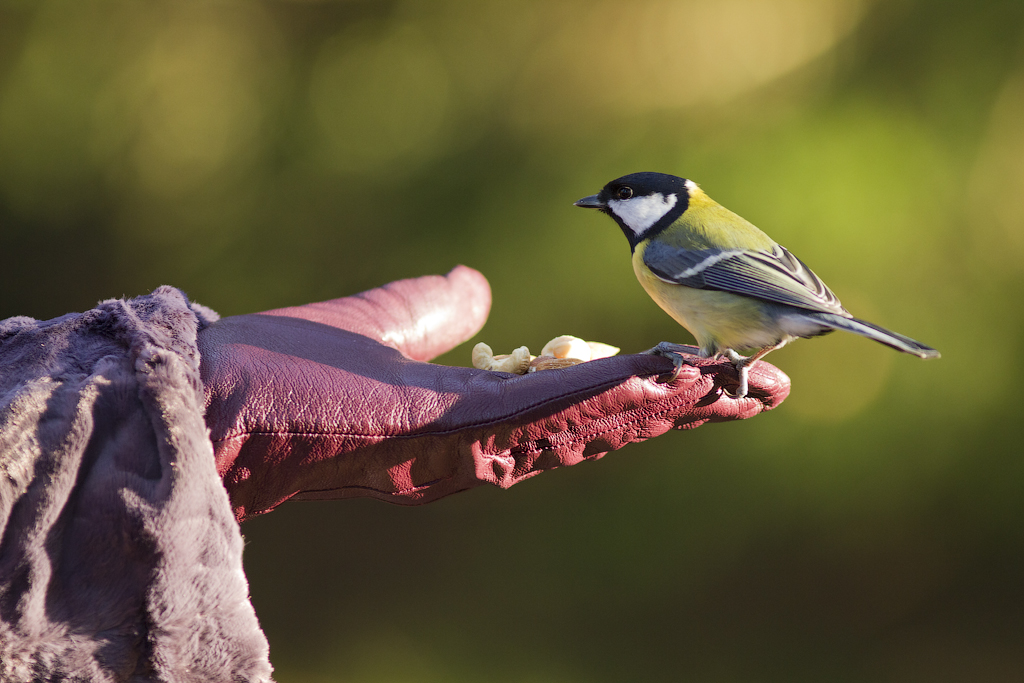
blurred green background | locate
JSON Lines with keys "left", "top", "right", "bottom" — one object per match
{"left": 3, "top": 0, "right": 1024, "bottom": 680}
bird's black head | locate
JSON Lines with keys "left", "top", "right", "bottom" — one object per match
{"left": 574, "top": 172, "right": 692, "bottom": 250}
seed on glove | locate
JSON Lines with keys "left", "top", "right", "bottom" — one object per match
{"left": 472, "top": 335, "right": 620, "bottom": 374}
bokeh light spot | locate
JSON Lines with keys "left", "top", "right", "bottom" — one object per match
{"left": 969, "top": 69, "right": 1024, "bottom": 271}
{"left": 132, "top": 28, "right": 261, "bottom": 197}
{"left": 310, "top": 24, "right": 451, "bottom": 175}
{"left": 509, "top": 0, "right": 868, "bottom": 128}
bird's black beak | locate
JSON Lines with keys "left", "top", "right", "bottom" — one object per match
{"left": 573, "top": 194, "right": 604, "bottom": 209}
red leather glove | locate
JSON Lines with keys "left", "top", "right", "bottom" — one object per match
{"left": 199, "top": 266, "right": 790, "bottom": 522}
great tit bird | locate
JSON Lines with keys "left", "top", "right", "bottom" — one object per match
{"left": 575, "top": 172, "right": 939, "bottom": 398}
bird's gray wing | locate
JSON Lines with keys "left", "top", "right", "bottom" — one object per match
{"left": 642, "top": 241, "right": 849, "bottom": 315}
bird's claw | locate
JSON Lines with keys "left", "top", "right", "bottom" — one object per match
{"left": 725, "top": 365, "right": 750, "bottom": 399}
{"left": 642, "top": 343, "right": 751, "bottom": 397}
{"left": 718, "top": 349, "right": 749, "bottom": 398}
{"left": 643, "top": 342, "right": 698, "bottom": 383}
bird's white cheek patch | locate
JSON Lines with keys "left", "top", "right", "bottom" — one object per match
{"left": 608, "top": 193, "right": 677, "bottom": 236}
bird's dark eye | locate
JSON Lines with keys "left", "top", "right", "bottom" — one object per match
{"left": 617, "top": 186, "right": 633, "bottom": 200}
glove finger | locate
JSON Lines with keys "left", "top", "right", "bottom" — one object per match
{"left": 396, "top": 354, "right": 790, "bottom": 495}
{"left": 258, "top": 265, "right": 491, "bottom": 361}
{"left": 426, "top": 352, "right": 789, "bottom": 440}
{"left": 210, "top": 333, "right": 789, "bottom": 520}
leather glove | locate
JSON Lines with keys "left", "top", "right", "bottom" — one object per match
{"left": 198, "top": 266, "right": 790, "bottom": 522}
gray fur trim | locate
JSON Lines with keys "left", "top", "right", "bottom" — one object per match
{"left": 0, "top": 287, "right": 271, "bottom": 682}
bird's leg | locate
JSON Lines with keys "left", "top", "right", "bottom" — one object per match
{"left": 643, "top": 342, "right": 699, "bottom": 383}
{"left": 724, "top": 342, "right": 788, "bottom": 398}
{"left": 723, "top": 350, "right": 752, "bottom": 398}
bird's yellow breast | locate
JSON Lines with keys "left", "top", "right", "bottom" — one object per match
{"left": 632, "top": 241, "right": 785, "bottom": 355}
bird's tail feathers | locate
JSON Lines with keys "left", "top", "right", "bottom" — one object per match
{"left": 801, "top": 312, "right": 940, "bottom": 359}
